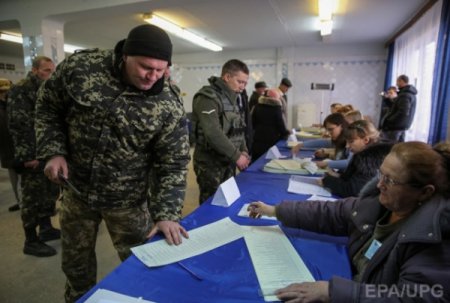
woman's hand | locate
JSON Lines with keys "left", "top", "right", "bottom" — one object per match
{"left": 247, "top": 201, "right": 276, "bottom": 218}
{"left": 276, "top": 281, "right": 330, "bottom": 303}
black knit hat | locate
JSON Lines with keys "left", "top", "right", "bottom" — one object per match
{"left": 281, "top": 78, "right": 292, "bottom": 87}
{"left": 122, "top": 24, "right": 172, "bottom": 64}
{"left": 255, "top": 81, "right": 268, "bottom": 89}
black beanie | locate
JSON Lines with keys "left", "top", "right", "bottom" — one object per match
{"left": 122, "top": 24, "right": 172, "bottom": 64}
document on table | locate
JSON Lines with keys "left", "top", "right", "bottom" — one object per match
{"left": 244, "top": 225, "right": 315, "bottom": 302}
{"left": 287, "top": 175, "right": 332, "bottom": 197}
{"left": 307, "top": 194, "right": 338, "bottom": 202}
{"left": 238, "top": 203, "right": 277, "bottom": 221}
{"left": 84, "top": 289, "right": 155, "bottom": 303}
{"left": 131, "top": 217, "right": 244, "bottom": 267}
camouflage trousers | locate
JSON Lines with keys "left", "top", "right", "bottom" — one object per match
{"left": 20, "top": 169, "right": 59, "bottom": 229}
{"left": 193, "top": 150, "right": 235, "bottom": 204}
{"left": 60, "top": 192, "right": 151, "bottom": 303}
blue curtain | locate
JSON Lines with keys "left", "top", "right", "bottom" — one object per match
{"left": 428, "top": 0, "right": 450, "bottom": 144}
{"left": 383, "top": 43, "right": 395, "bottom": 90}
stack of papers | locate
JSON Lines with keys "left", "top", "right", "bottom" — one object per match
{"left": 263, "top": 159, "right": 326, "bottom": 175}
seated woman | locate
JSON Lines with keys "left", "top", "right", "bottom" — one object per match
{"left": 249, "top": 141, "right": 450, "bottom": 302}
{"left": 293, "top": 113, "right": 350, "bottom": 171}
{"left": 251, "top": 88, "right": 290, "bottom": 162}
{"left": 320, "top": 120, "right": 392, "bottom": 197}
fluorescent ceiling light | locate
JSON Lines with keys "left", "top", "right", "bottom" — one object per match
{"left": 318, "top": 0, "right": 334, "bottom": 20}
{"left": 0, "top": 32, "right": 84, "bottom": 53}
{"left": 144, "top": 14, "right": 223, "bottom": 52}
{"left": 320, "top": 20, "right": 333, "bottom": 36}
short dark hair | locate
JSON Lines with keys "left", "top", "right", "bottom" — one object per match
{"left": 221, "top": 59, "right": 249, "bottom": 76}
{"left": 397, "top": 75, "right": 409, "bottom": 84}
{"left": 280, "top": 78, "right": 292, "bottom": 87}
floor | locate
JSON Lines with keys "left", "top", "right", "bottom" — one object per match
{"left": 0, "top": 151, "right": 200, "bottom": 303}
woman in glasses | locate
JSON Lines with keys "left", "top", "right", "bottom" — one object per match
{"left": 249, "top": 141, "right": 450, "bottom": 302}
{"left": 320, "top": 120, "right": 392, "bottom": 197}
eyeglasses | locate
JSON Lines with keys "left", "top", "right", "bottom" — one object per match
{"left": 376, "top": 170, "right": 410, "bottom": 187}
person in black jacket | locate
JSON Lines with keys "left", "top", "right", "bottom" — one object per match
{"left": 380, "top": 75, "right": 417, "bottom": 142}
{"left": 321, "top": 120, "right": 393, "bottom": 197}
{"left": 251, "top": 88, "right": 290, "bottom": 162}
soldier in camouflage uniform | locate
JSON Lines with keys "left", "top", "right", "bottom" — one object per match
{"left": 192, "top": 59, "right": 250, "bottom": 204}
{"left": 34, "top": 25, "right": 190, "bottom": 303}
{"left": 7, "top": 56, "right": 61, "bottom": 257}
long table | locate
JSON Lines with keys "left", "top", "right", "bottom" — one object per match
{"left": 78, "top": 143, "right": 351, "bottom": 303}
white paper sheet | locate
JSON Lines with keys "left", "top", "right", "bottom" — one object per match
{"left": 238, "top": 203, "right": 278, "bottom": 221}
{"left": 84, "top": 289, "right": 155, "bottom": 303}
{"left": 131, "top": 217, "right": 244, "bottom": 267}
{"left": 211, "top": 176, "right": 241, "bottom": 207}
{"left": 244, "top": 225, "right": 315, "bottom": 302}
{"left": 307, "top": 194, "right": 338, "bottom": 202}
{"left": 287, "top": 175, "right": 331, "bottom": 197}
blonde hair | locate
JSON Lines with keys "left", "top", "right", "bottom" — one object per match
{"left": 336, "top": 104, "right": 355, "bottom": 115}
{"left": 344, "top": 120, "right": 379, "bottom": 144}
{"left": 344, "top": 110, "right": 363, "bottom": 123}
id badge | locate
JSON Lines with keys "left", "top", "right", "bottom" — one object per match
{"left": 364, "top": 239, "right": 382, "bottom": 260}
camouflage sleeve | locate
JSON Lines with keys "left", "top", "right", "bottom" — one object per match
{"left": 35, "top": 60, "right": 70, "bottom": 160}
{"left": 7, "top": 85, "right": 37, "bottom": 162}
{"left": 193, "top": 93, "right": 241, "bottom": 162}
{"left": 148, "top": 101, "right": 190, "bottom": 222}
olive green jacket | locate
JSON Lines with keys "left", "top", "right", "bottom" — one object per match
{"left": 192, "top": 76, "right": 247, "bottom": 163}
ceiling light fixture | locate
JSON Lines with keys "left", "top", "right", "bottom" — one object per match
{"left": 0, "top": 32, "right": 84, "bottom": 53}
{"left": 143, "top": 13, "right": 223, "bottom": 52}
{"left": 318, "top": 0, "right": 335, "bottom": 36}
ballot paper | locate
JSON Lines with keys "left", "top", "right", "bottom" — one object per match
{"left": 238, "top": 203, "right": 278, "bottom": 221}
{"left": 131, "top": 217, "right": 244, "bottom": 267}
{"left": 287, "top": 175, "right": 332, "bottom": 197}
{"left": 307, "top": 194, "right": 338, "bottom": 202}
{"left": 84, "top": 289, "right": 155, "bottom": 303}
{"left": 244, "top": 225, "right": 315, "bottom": 302}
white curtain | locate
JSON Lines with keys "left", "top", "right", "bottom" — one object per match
{"left": 391, "top": 0, "right": 442, "bottom": 142}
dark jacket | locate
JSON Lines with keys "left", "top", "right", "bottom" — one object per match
{"left": 322, "top": 143, "right": 393, "bottom": 197}
{"left": 381, "top": 85, "right": 417, "bottom": 131}
{"left": 251, "top": 96, "right": 289, "bottom": 161}
{"left": 248, "top": 91, "right": 260, "bottom": 112}
{"left": 276, "top": 179, "right": 450, "bottom": 302}
{"left": 0, "top": 99, "right": 15, "bottom": 168}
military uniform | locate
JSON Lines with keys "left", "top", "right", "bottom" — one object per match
{"left": 7, "top": 72, "right": 59, "bottom": 241}
{"left": 35, "top": 48, "right": 190, "bottom": 302}
{"left": 192, "top": 76, "right": 247, "bottom": 203}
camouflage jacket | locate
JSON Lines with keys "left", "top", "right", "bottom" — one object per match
{"left": 192, "top": 76, "right": 247, "bottom": 163}
{"left": 7, "top": 72, "right": 43, "bottom": 162}
{"left": 35, "top": 49, "right": 190, "bottom": 221}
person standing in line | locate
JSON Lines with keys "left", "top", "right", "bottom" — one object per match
{"left": 248, "top": 81, "right": 267, "bottom": 112}
{"left": 277, "top": 77, "right": 292, "bottom": 127}
{"left": 7, "top": 56, "right": 61, "bottom": 257}
{"left": 192, "top": 59, "right": 250, "bottom": 204}
{"left": 35, "top": 24, "right": 190, "bottom": 302}
{"left": 380, "top": 75, "right": 417, "bottom": 142}
{"left": 0, "top": 78, "right": 22, "bottom": 212}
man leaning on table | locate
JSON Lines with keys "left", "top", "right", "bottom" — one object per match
{"left": 34, "top": 24, "right": 190, "bottom": 303}
{"left": 192, "top": 59, "right": 251, "bottom": 204}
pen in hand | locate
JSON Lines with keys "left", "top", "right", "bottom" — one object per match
{"left": 58, "top": 172, "right": 81, "bottom": 195}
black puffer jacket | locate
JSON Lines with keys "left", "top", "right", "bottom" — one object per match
{"left": 381, "top": 85, "right": 417, "bottom": 131}
{"left": 251, "top": 96, "right": 289, "bottom": 161}
{"left": 322, "top": 143, "right": 393, "bottom": 197}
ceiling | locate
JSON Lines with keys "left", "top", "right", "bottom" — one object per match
{"left": 0, "top": 0, "right": 428, "bottom": 57}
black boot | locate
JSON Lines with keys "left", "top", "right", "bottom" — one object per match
{"left": 23, "top": 227, "right": 57, "bottom": 257}
{"left": 38, "top": 217, "right": 61, "bottom": 242}
{"left": 8, "top": 203, "right": 20, "bottom": 212}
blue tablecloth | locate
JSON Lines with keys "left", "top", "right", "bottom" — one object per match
{"left": 78, "top": 146, "right": 351, "bottom": 303}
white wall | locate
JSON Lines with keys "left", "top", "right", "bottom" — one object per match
{"left": 173, "top": 43, "right": 387, "bottom": 128}
{"left": 2, "top": 42, "right": 388, "bottom": 128}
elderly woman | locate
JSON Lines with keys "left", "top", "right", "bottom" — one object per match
{"left": 249, "top": 141, "right": 450, "bottom": 302}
